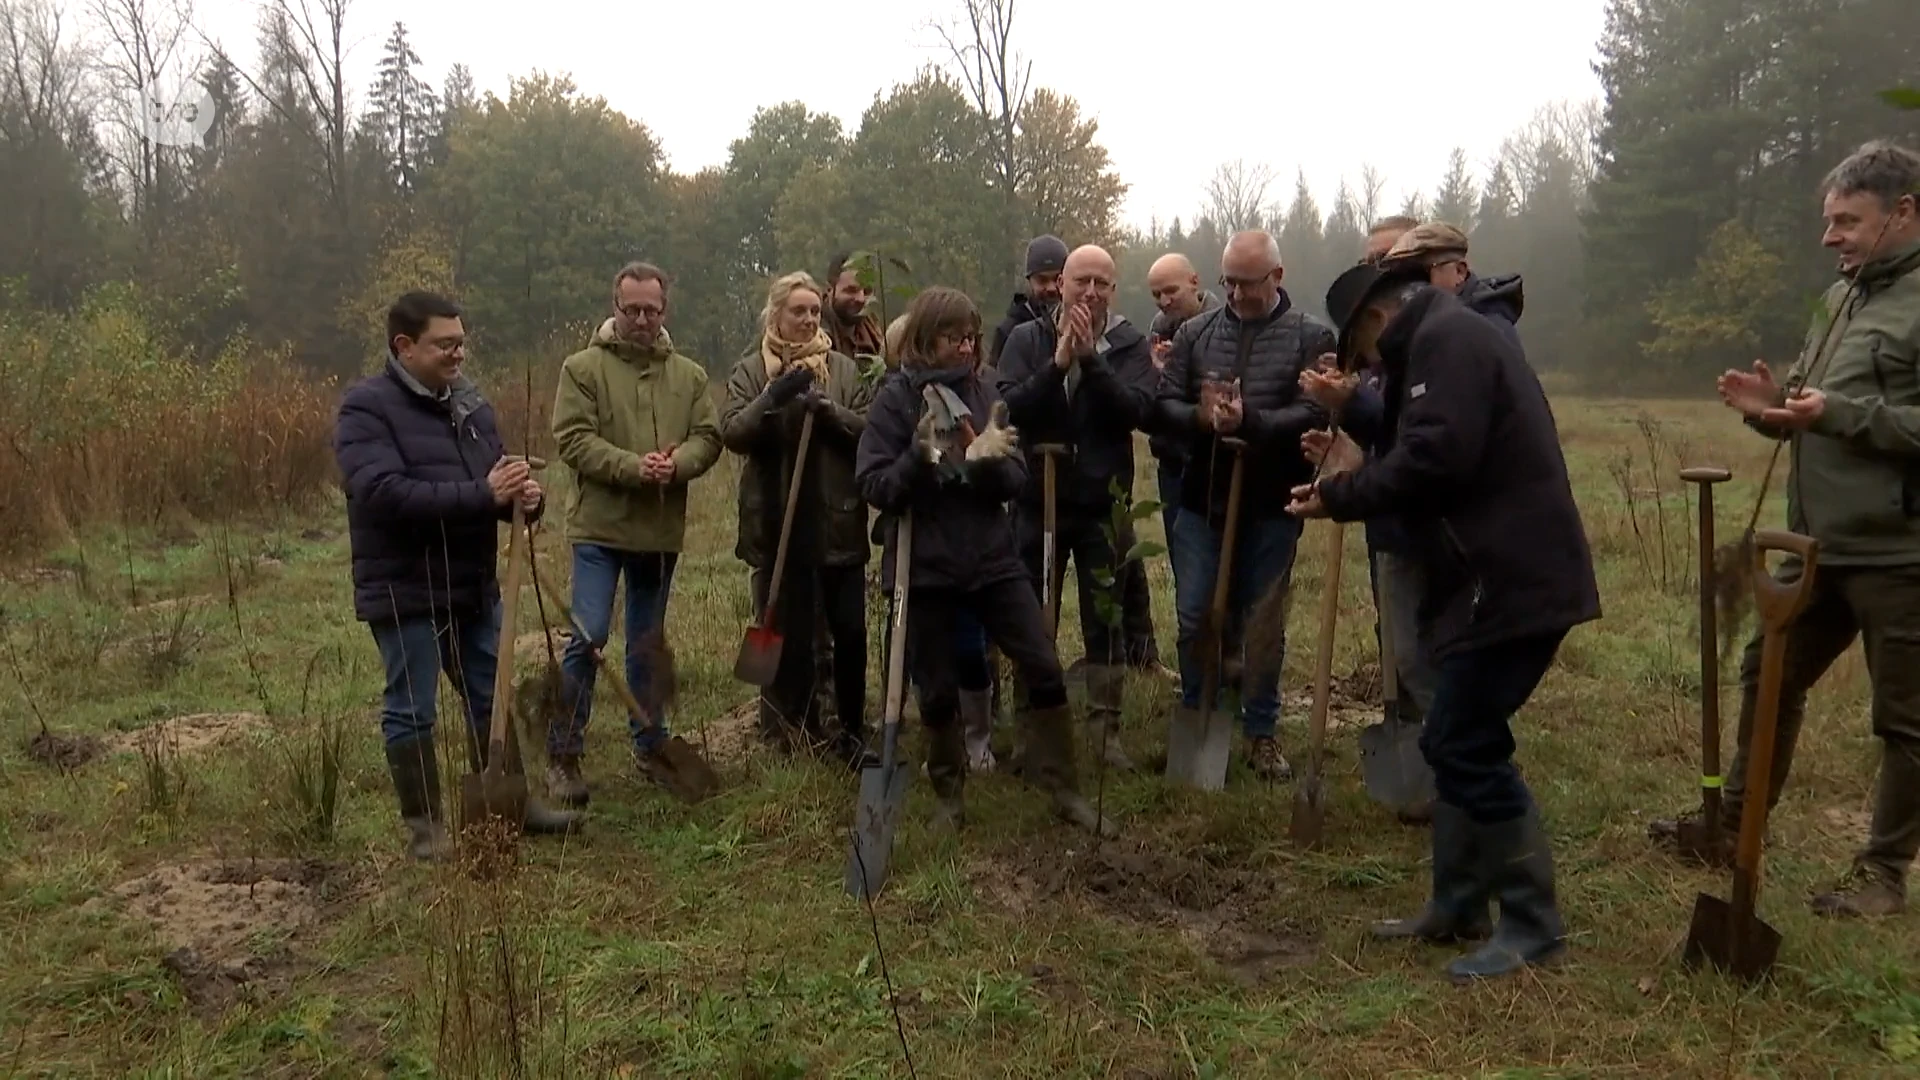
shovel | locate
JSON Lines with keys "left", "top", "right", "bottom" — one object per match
{"left": 735, "top": 410, "right": 817, "bottom": 687}
{"left": 1682, "top": 527, "right": 1819, "bottom": 983}
{"left": 460, "top": 496, "right": 532, "bottom": 831}
{"left": 846, "top": 510, "right": 915, "bottom": 900}
{"left": 1291, "top": 518, "right": 1346, "bottom": 847}
{"left": 545, "top": 591, "right": 721, "bottom": 803}
{"left": 1166, "top": 437, "right": 1246, "bottom": 792}
{"left": 1674, "top": 465, "right": 1734, "bottom": 867}
{"left": 1036, "top": 443, "right": 1069, "bottom": 638}
{"left": 1358, "top": 554, "right": 1436, "bottom": 810}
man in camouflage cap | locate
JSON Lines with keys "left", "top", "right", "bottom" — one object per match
{"left": 1379, "top": 222, "right": 1524, "bottom": 351}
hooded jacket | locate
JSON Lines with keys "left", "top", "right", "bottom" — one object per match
{"left": 1758, "top": 239, "right": 1920, "bottom": 566}
{"left": 1147, "top": 290, "right": 1223, "bottom": 466}
{"left": 1315, "top": 287, "right": 1600, "bottom": 659}
{"left": 1459, "top": 272, "right": 1525, "bottom": 352}
{"left": 995, "top": 309, "right": 1158, "bottom": 511}
{"left": 720, "top": 342, "right": 875, "bottom": 568}
{"left": 335, "top": 357, "right": 538, "bottom": 622}
{"left": 551, "top": 318, "right": 722, "bottom": 553}
{"left": 989, "top": 292, "right": 1054, "bottom": 368}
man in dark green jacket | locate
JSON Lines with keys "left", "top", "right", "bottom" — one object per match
{"left": 1652, "top": 140, "right": 1920, "bottom": 919}
{"left": 547, "top": 262, "right": 722, "bottom": 805}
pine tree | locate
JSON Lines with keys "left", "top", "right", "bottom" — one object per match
{"left": 363, "top": 22, "right": 439, "bottom": 197}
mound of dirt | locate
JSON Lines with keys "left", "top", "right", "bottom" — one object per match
{"left": 973, "top": 840, "right": 1317, "bottom": 985}
{"left": 107, "top": 712, "right": 266, "bottom": 756}
{"left": 25, "top": 729, "right": 103, "bottom": 770}
{"left": 109, "top": 858, "right": 334, "bottom": 1012}
{"left": 695, "top": 700, "right": 763, "bottom": 767}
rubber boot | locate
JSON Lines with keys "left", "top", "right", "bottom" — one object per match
{"left": 927, "top": 720, "right": 967, "bottom": 831}
{"left": 385, "top": 734, "right": 451, "bottom": 861}
{"left": 497, "top": 713, "right": 583, "bottom": 837}
{"left": 1371, "top": 801, "right": 1492, "bottom": 942}
{"left": 960, "top": 687, "right": 996, "bottom": 773}
{"left": 1024, "top": 704, "right": 1120, "bottom": 838}
{"left": 1083, "top": 665, "right": 1135, "bottom": 771}
{"left": 1446, "top": 808, "right": 1566, "bottom": 983}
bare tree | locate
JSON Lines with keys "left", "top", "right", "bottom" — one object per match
{"left": 272, "top": 0, "right": 352, "bottom": 230}
{"left": 1202, "top": 158, "right": 1275, "bottom": 234}
{"left": 0, "top": 0, "right": 95, "bottom": 145}
{"left": 934, "top": 0, "right": 1031, "bottom": 277}
{"left": 1358, "top": 163, "right": 1387, "bottom": 227}
{"left": 89, "top": 0, "right": 197, "bottom": 224}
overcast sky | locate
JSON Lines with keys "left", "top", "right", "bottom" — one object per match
{"left": 157, "top": 0, "right": 1608, "bottom": 230}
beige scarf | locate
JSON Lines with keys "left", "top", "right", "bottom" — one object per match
{"left": 761, "top": 328, "right": 833, "bottom": 384}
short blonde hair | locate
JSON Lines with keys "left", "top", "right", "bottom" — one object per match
{"left": 761, "top": 271, "right": 824, "bottom": 336}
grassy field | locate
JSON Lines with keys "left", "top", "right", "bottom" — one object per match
{"left": 2, "top": 391, "right": 1916, "bottom": 1079}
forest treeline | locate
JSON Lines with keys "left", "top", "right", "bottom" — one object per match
{"left": 0, "top": 0, "right": 1915, "bottom": 549}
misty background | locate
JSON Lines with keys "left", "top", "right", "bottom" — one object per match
{"left": 1, "top": 0, "right": 1917, "bottom": 401}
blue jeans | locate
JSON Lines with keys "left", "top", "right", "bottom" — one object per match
{"left": 1156, "top": 459, "right": 1183, "bottom": 539}
{"left": 1169, "top": 509, "right": 1303, "bottom": 738}
{"left": 369, "top": 601, "right": 500, "bottom": 751}
{"left": 555, "top": 544, "right": 678, "bottom": 757}
{"left": 1421, "top": 630, "right": 1566, "bottom": 823}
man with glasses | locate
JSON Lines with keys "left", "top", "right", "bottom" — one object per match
{"left": 998, "top": 244, "right": 1160, "bottom": 770}
{"left": 1153, "top": 230, "right": 1336, "bottom": 781}
{"left": 548, "top": 262, "right": 722, "bottom": 805}
{"left": 1378, "top": 222, "right": 1524, "bottom": 350}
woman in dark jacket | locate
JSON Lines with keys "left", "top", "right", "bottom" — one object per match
{"left": 856, "top": 287, "right": 1116, "bottom": 837}
{"left": 721, "top": 272, "right": 875, "bottom": 764}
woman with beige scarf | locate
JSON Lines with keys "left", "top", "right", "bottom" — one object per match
{"left": 720, "top": 272, "right": 876, "bottom": 764}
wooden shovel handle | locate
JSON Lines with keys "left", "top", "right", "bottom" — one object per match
{"left": 1685, "top": 467, "right": 1728, "bottom": 792}
{"left": 1198, "top": 443, "right": 1247, "bottom": 708}
{"left": 759, "top": 410, "right": 817, "bottom": 624}
{"left": 1308, "top": 521, "right": 1346, "bottom": 759}
{"left": 1037, "top": 446, "right": 1066, "bottom": 636}
{"left": 1750, "top": 529, "right": 1819, "bottom": 632}
{"left": 543, "top": 589, "right": 656, "bottom": 733}
{"left": 880, "top": 512, "right": 915, "bottom": 734}
{"left": 485, "top": 502, "right": 528, "bottom": 777}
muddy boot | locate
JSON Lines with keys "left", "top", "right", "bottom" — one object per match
{"left": 1083, "top": 664, "right": 1134, "bottom": 772}
{"left": 1447, "top": 808, "right": 1566, "bottom": 983}
{"left": 927, "top": 720, "right": 967, "bottom": 831}
{"left": 1811, "top": 864, "right": 1907, "bottom": 918}
{"left": 1816, "top": 742, "right": 1920, "bottom": 917}
{"left": 1371, "top": 801, "right": 1492, "bottom": 943}
{"left": 960, "top": 687, "right": 996, "bottom": 774}
{"left": 546, "top": 753, "right": 588, "bottom": 808}
{"left": 386, "top": 734, "right": 451, "bottom": 861}
{"left": 498, "top": 716, "right": 582, "bottom": 837}
{"left": 1647, "top": 804, "right": 1746, "bottom": 850}
{"left": 1024, "top": 704, "right": 1120, "bottom": 838}
{"left": 1247, "top": 735, "right": 1292, "bottom": 782}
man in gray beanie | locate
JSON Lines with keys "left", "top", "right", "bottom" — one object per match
{"left": 989, "top": 235, "right": 1069, "bottom": 367}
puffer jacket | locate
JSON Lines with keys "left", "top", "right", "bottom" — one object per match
{"left": 856, "top": 368, "right": 1028, "bottom": 593}
{"left": 334, "top": 358, "right": 538, "bottom": 623}
{"left": 1151, "top": 290, "right": 1337, "bottom": 524}
{"left": 720, "top": 345, "right": 875, "bottom": 568}
{"left": 995, "top": 311, "right": 1158, "bottom": 512}
{"left": 1147, "top": 290, "right": 1222, "bottom": 466}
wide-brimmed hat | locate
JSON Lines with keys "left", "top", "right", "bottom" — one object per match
{"left": 1324, "top": 262, "right": 1425, "bottom": 365}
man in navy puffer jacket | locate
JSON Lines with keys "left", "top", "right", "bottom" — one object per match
{"left": 334, "top": 290, "right": 580, "bottom": 860}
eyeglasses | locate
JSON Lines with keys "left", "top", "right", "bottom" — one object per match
{"left": 1219, "top": 271, "right": 1275, "bottom": 291}
{"left": 618, "top": 303, "right": 665, "bottom": 321}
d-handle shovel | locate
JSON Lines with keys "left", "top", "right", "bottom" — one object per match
{"left": 1675, "top": 466, "right": 1734, "bottom": 867}
{"left": 1290, "top": 518, "right": 1346, "bottom": 848}
{"left": 734, "top": 409, "right": 817, "bottom": 687}
{"left": 1166, "top": 437, "right": 1246, "bottom": 792}
{"left": 846, "top": 511, "right": 916, "bottom": 900}
{"left": 545, "top": 590, "right": 722, "bottom": 804}
{"left": 459, "top": 496, "right": 532, "bottom": 832}
{"left": 1682, "top": 528, "right": 1819, "bottom": 983}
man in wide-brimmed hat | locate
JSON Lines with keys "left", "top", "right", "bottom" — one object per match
{"left": 1287, "top": 262, "right": 1599, "bottom": 983}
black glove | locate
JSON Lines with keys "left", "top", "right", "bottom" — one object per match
{"left": 767, "top": 365, "right": 814, "bottom": 405}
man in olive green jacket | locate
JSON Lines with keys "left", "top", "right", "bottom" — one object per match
{"left": 547, "top": 262, "right": 721, "bottom": 804}
{"left": 1653, "top": 140, "right": 1920, "bottom": 919}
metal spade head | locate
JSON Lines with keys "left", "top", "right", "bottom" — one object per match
{"left": 1289, "top": 772, "right": 1326, "bottom": 848}
{"left": 844, "top": 737, "right": 913, "bottom": 899}
{"left": 1164, "top": 705, "right": 1233, "bottom": 792}
{"left": 1681, "top": 891, "right": 1781, "bottom": 983}
{"left": 1358, "top": 718, "right": 1435, "bottom": 810}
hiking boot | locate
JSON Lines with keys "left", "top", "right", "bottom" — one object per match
{"left": 546, "top": 754, "right": 589, "bottom": 808}
{"left": 1371, "top": 801, "right": 1492, "bottom": 943}
{"left": 1648, "top": 806, "right": 1751, "bottom": 852}
{"left": 496, "top": 715, "right": 582, "bottom": 837}
{"left": 927, "top": 720, "right": 967, "bottom": 831}
{"left": 1083, "top": 665, "right": 1135, "bottom": 772}
{"left": 386, "top": 734, "right": 452, "bottom": 862}
{"left": 960, "top": 687, "right": 996, "bottom": 774}
{"left": 1447, "top": 807, "right": 1567, "bottom": 983}
{"left": 1248, "top": 735, "right": 1292, "bottom": 782}
{"left": 1810, "top": 865, "right": 1906, "bottom": 919}
{"left": 1397, "top": 799, "right": 1435, "bottom": 826}
{"left": 1024, "top": 704, "right": 1120, "bottom": 838}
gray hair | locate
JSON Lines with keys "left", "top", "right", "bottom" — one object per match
{"left": 1822, "top": 140, "right": 1920, "bottom": 210}
{"left": 1226, "top": 229, "right": 1284, "bottom": 270}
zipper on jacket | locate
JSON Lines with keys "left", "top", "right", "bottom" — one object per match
{"left": 1440, "top": 517, "right": 1484, "bottom": 622}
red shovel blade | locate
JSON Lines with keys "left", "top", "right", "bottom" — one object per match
{"left": 733, "top": 621, "right": 783, "bottom": 687}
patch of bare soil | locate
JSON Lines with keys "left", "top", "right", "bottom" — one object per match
{"left": 25, "top": 729, "right": 103, "bottom": 770}
{"left": 1820, "top": 806, "right": 1873, "bottom": 837}
{"left": 973, "top": 839, "right": 1317, "bottom": 985}
{"left": 694, "top": 700, "right": 763, "bottom": 767}
{"left": 8, "top": 565, "right": 75, "bottom": 585}
{"left": 105, "top": 858, "right": 342, "bottom": 1013}
{"left": 107, "top": 711, "right": 267, "bottom": 756}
